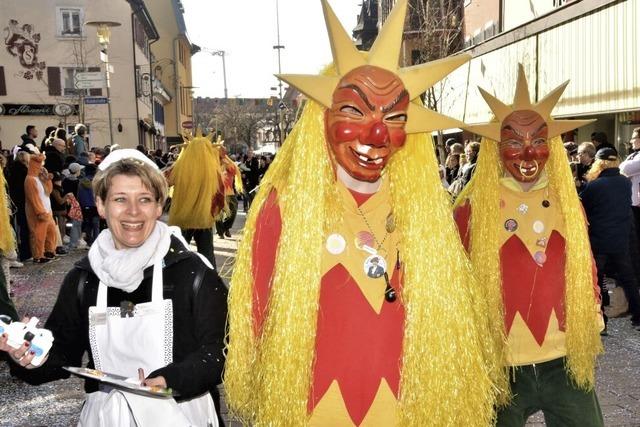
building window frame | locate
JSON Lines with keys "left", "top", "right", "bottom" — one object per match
{"left": 56, "top": 7, "right": 84, "bottom": 38}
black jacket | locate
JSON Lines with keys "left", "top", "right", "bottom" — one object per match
{"left": 11, "top": 236, "right": 228, "bottom": 401}
{"left": 6, "top": 160, "right": 28, "bottom": 209}
{"left": 580, "top": 168, "right": 632, "bottom": 254}
{"left": 43, "top": 145, "right": 65, "bottom": 174}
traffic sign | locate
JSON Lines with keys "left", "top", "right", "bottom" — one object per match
{"left": 84, "top": 97, "right": 108, "bottom": 105}
{"left": 75, "top": 71, "right": 103, "bottom": 82}
{"left": 182, "top": 120, "right": 193, "bottom": 129}
{"left": 75, "top": 79, "right": 105, "bottom": 89}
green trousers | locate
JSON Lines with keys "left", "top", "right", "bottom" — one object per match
{"left": 0, "top": 267, "right": 18, "bottom": 321}
{"left": 497, "top": 357, "right": 603, "bottom": 427}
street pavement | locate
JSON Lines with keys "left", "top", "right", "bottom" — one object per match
{"left": 1, "top": 209, "right": 640, "bottom": 426}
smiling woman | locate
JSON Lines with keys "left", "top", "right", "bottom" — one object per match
{"left": 1, "top": 149, "right": 228, "bottom": 426}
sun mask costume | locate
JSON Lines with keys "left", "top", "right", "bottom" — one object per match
{"left": 454, "top": 64, "right": 604, "bottom": 425}
{"left": 224, "top": 1, "right": 499, "bottom": 425}
{"left": 167, "top": 131, "right": 224, "bottom": 267}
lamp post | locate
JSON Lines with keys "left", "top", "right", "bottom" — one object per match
{"left": 273, "top": 0, "right": 285, "bottom": 146}
{"left": 85, "top": 20, "right": 120, "bottom": 147}
{"left": 210, "top": 50, "right": 228, "bottom": 99}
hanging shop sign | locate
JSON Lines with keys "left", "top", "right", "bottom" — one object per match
{"left": 0, "top": 103, "right": 79, "bottom": 116}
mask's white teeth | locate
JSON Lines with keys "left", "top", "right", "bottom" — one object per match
{"left": 355, "top": 145, "right": 372, "bottom": 156}
{"left": 373, "top": 158, "right": 383, "bottom": 165}
{"left": 357, "top": 154, "right": 369, "bottom": 162}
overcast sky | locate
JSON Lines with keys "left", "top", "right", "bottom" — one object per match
{"left": 182, "top": 0, "right": 361, "bottom": 99}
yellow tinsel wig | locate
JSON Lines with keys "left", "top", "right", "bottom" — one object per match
{"left": 0, "top": 168, "right": 16, "bottom": 254}
{"left": 456, "top": 65, "right": 603, "bottom": 390}
{"left": 225, "top": 97, "right": 498, "bottom": 426}
{"left": 168, "top": 131, "right": 222, "bottom": 229}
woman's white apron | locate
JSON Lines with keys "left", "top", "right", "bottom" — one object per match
{"left": 78, "top": 257, "right": 218, "bottom": 426}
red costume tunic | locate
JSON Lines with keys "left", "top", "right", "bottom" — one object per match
{"left": 455, "top": 176, "right": 600, "bottom": 365}
{"left": 252, "top": 180, "right": 404, "bottom": 425}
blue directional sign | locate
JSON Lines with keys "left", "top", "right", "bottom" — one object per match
{"left": 84, "top": 97, "right": 108, "bottom": 105}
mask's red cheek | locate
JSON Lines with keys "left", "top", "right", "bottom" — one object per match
{"left": 331, "top": 122, "right": 361, "bottom": 144}
{"left": 389, "top": 129, "right": 406, "bottom": 148}
{"left": 500, "top": 147, "right": 522, "bottom": 162}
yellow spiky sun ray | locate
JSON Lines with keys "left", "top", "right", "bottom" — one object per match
{"left": 277, "top": 0, "right": 470, "bottom": 134}
{"left": 457, "top": 64, "right": 603, "bottom": 390}
{"left": 225, "top": 1, "right": 498, "bottom": 425}
{"left": 168, "top": 129, "right": 223, "bottom": 229}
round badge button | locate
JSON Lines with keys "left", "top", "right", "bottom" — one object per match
{"left": 533, "top": 220, "right": 545, "bottom": 234}
{"left": 326, "top": 233, "right": 346, "bottom": 255}
{"left": 504, "top": 219, "right": 518, "bottom": 232}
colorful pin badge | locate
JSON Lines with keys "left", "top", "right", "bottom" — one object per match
{"left": 504, "top": 219, "right": 518, "bottom": 232}
{"left": 326, "top": 233, "right": 346, "bottom": 255}
{"left": 542, "top": 200, "right": 551, "bottom": 208}
{"left": 386, "top": 213, "right": 396, "bottom": 233}
{"left": 533, "top": 220, "right": 545, "bottom": 234}
{"left": 534, "top": 251, "right": 547, "bottom": 265}
{"left": 517, "top": 203, "right": 529, "bottom": 214}
{"left": 364, "top": 254, "right": 387, "bottom": 279}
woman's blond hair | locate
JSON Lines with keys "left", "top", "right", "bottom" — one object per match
{"left": 586, "top": 158, "right": 620, "bottom": 182}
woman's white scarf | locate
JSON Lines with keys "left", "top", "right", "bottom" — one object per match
{"left": 88, "top": 221, "right": 172, "bottom": 293}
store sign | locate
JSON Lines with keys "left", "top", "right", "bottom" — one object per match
{"left": 0, "top": 103, "right": 78, "bottom": 116}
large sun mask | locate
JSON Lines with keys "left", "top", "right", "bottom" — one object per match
{"left": 326, "top": 66, "right": 409, "bottom": 182}
{"left": 277, "top": 0, "right": 469, "bottom": 183}
{"left": 499, "top": 110, "right": 549, "bottom": 182}
{"left": 467, "top": 64, "right": 594, "bottom": 183}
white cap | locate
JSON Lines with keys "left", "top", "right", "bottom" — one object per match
{"left": 98, "top": 148, "right": 159, "bottom": 171}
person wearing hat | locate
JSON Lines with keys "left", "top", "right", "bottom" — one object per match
{"left": 581, "top": 146, "right": 640, "bottom": 331}
{"left": 2, "top": 148, "right": 227, "bottom": 425}
{"left": 225, "top": 1, "right": 496, "bottom": 425}
{"left": 454, "top": 64, "right": 604, "bottom": 426}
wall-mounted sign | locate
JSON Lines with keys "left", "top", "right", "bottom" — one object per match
{"left": 0, "top": 103, "right": 78, "bottom": 116}
{"left": 84, "top": 97, "right": 108, "bottom": 105}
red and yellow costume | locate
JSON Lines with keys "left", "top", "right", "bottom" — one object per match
{"left": 225, "top": 0, "right": 498, "bottom": 425}
{"left": 453, "top": 65, "right": 602, "bottom": 395}
{"left": 24, "top": 154, "right": 57, "bottom": 260}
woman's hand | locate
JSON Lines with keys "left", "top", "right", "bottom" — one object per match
{"left": 0, "top": 331, "right": 45, "bottom": 369}
{"left": 143, "top": 375, "right": 167, "bottom": 388}
{"left": 138, "top": 368, "right": 167, "bottom": 388}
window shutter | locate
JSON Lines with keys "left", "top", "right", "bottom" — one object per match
{"left": 47, "top": 67, "right": 61, "bottom": 96}
{"left": 0, "top": 66, "right": 6, "bottom": 96}
{"left": 88, "top": 67, "right": 103, "bottom": 96}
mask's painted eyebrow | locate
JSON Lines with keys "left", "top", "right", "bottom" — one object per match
{"left": 501, "top": 125, "right": 524, "bottom": 138}
{"left": 340, "top": 84, "right": 376, "bottom": 111}
{"left": 382, "top": 90, "right": 409, "bottom": 114}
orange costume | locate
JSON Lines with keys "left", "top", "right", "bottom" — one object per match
{"left": 24, "top": 154, "right": 57, "bottom": 261}
{"left": 453, "top": 65, "right": 603, "bottom": 426}
{"left": 224, "top": 1, "right": 497, "bottom": 426}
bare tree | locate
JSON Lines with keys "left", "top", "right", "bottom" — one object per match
{"left": 404, "top": 0, "right": 465, "bottom": 160}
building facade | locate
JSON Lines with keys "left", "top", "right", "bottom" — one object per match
{"left": 145, "top": 0, "right": 199, "bottom": 148}
{"left": 0, "top": 0, "right": 163, "bottom": 151}
{"left": 439, "top": 0, "right": 640, "bottom": 151}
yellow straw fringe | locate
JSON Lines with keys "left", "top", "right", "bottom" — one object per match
{"left": 389, "top": 133, "right": 496, "bottom": 426}
{"left": 226, "top": 99, "right": 497, "bottom": 425}
{"left": 0, "top": 169, "right": 16, "bottom": 254}
{"left": 455, "top": 136, "right": 602, "bottom": 392}
{"left": 168, "top": 138, "right": 222, "bottom": 229}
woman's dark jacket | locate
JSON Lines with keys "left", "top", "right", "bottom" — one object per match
{"left": 11, "top": 236, "right": 228, "bottom": 401}
{"left": 580, "top": 167, "right": 633, "bottom": 254}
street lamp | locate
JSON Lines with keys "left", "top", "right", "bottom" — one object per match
{"left": 210, "top": 50, "right": 228, "bottom": 99}
{"left": 85, "top": 20, "right": 120, "bottom": 147}
{"left": 273, "top": 0, "right": 285, "bottom": 145}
